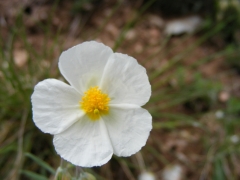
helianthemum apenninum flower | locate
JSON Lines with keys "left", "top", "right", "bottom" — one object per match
{"left": 31, "top": 41, "right": 152, "bottom": 167}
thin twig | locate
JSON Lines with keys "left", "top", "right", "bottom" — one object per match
{"left": 135, "top": 152, "right": 146, "bottom": 172}
{"left": 6, "top": 109, "right": 28, "bottom": 180}
{"left": 119, "top": 160, "right": 136, "bottom": 180}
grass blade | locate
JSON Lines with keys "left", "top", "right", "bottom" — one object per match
{"left": 25, "top": 153, "right": 55, "bottom": 174}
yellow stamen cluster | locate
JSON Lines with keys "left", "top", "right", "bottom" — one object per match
{"left": 80, "top": 86, "right": 110, "bottom": 120}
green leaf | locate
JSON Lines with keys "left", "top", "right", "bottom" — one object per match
{"left": 20, "top": 170, "right": 48, "bottom": 180}
{"left": 227, "top": 98, "right": 240, "bottom": 114}
{"left": 25, "top": 152, "right": 55, "bottom": 174}
{"left": 0, "top": 143, "right": 16, "bottom": 154}
{"left": 213, "top": 159, "right": 226, "bottom": 180}
{"left": 79, "top": 172, "right": 96, "bottom": 180}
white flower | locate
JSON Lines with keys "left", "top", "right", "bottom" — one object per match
{"left": 162, "top": 165, "right": 183, "bottom": 180}
{"left": 138, "top": 172, "right": 156, "bottom": 180}
{"left": 215, "top": 110, "right": 224, "bottom": 119}
{"left": 230, "top": 135, "right": 239, "bottom": 144}
{"left": 31, "top": 41, "right": 152, "bottom": 167}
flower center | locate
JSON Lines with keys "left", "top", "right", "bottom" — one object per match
{"left": 80, "top": 86, "right": 110, "bottom": 120}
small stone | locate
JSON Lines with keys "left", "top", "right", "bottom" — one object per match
{"left": 149, "top": 28, "right": 160, "bottom": 38}
{"left": 134, "top": 43, "right": 143, "bottom": 53}
{"left": 165, "top": 15, "right": 202, "bottom": 35}
{"left": 105, "top": 24, "right": 119, "bottom": 37}
{"left": 148, "top": 15, "right": 164, "bottom": 28}
{"left": 14, "top": 49, "right": 28, "bottom": 67}
{"left": 219, "top": 91, "right": 229, "bottom": 102}
{"left": 125, "top": 29, "right": 136, "bottom": 40}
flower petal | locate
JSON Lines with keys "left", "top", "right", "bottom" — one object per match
{"left": 31, "top": 79, "right": 84, "bottom": 135}
{"left": 103, "top": 105, "right": 152, "bottom": 157}
{"left": 53, "top": 116, "right": 113, "bottom": 167}
{"left": 59, "top": 41, "right": 113, "bottom": 94}
{"left": 100, "top": 53, "right": 151, "bottom": 106}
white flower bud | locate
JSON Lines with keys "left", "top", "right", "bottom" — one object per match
{"left": 138, "top": 171, "right": 155, "bottom": 180}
